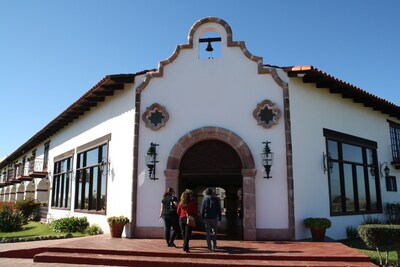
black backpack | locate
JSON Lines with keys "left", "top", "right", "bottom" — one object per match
{"left": 164, "top": 195, "right": 177, "bottom": 215}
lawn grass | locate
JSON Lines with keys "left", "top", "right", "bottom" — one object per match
{"left": 341, "top": 238, "right": 398, "bottom": 266}
{"left": 0, "top": 221, "right": 86, "bottom": 240}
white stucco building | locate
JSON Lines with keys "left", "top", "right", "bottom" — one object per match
{"left": 1, "top": 17, "right": 399, "bottom": 241}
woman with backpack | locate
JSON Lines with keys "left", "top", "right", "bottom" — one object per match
{"left": 159, "top": 187, "right": 180, "bottom": 247}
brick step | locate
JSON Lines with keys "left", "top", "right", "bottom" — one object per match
{"left": 34, "top": 251, "right": 377, "bottom": 267}
{"left": 45, "top": 246, "right": 371, "bottom": 263}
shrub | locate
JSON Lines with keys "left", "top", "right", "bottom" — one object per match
{"left": 358, "top": 224, "right": 400, "bottom": 267}
{"left": 304, "top": 217, "right": 331, "bottom": 229}
{"left": 50, "top": 216, "right": 89, "bottom": 233}
{"left": 386, "top": 202, "right": 400, "bottom": 224}
{"left": 14, "top": 198, "right": 40, "bottom": 222}
{"left": 86, "top": 224, "right": 103, "bottom": 235}
{"left": 362, "top": 215, "right": 382, "bottom": 225}
{"left": 107, "top": 216, "right": 129, "bottom": 225}
{"left": 0, "top": 203, "right": 24, "bottom": 232}
{"left": 346, "top": 225, "right": 359, "bottom": 239}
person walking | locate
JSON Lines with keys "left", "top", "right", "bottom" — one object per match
{"left": 176, "top": 190, "right": 197, "bottom": 252}
{"left": 159, "top": 187, "right": 180, "bottom": 247}
{"left": 201, "top": 188, "right": 222, "bottom": 251}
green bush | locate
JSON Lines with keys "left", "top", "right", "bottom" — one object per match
{"left": 346, "top": 225, "right": 359, "bottom": 239}
{"left": 386, "top": 202, "right": 400, "bottom": 224}
{"left": 358, "top": 224, "right": 400, "bottom": 267}
{"left": 304, "top": 217, "right": 331, "bottom": 229}
{"left": 362, "top": 215, "right": 382, "bottom": 225}
{"left": 0, "top": 203, "right": 24, "bottom": 232}
{"left": 107, "top": 216, "right": 129, "bottom": 225}
{"left": 14, "top": 198, "right": 40, "bottom": 222}
{"left": 85, "top": 224, "right": 103, "bottom": 235}
{"left": 50, "top": 216, "right": 89, "bottom": 233}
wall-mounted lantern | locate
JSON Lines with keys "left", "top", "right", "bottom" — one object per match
{"left": 323, "top": 152, "right": 333, "bottom": 174}
{"left": 380, "top": 162, "right": 390, "bottom": 178}
{"left": 146, "top": 143, "right": 159, "bottom": 180}
{"left": 261, "top": 141, "right": 273, "bottom": 179}
{"left": 99, "top": 159, "right": 109, "bottom": 174}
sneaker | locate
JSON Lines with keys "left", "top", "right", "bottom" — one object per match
{"left": 168, "top": 242, "right": 176, "bottom": 247}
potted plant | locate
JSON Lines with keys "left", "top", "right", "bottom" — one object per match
{"left": 304, "top": 217, "right": 331, "bottom": 242}
{"left": 107, "top": 216, "right": 130, "bottom": 238}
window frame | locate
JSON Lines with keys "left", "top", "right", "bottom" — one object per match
{"left": 74, "top": 134, "right": 110, "bottom": 214}
{"left": 51, "top": 149, "right": 74, "bottom": 210}
{"left": 324, "top": 129, "right": 382, "bottom": 216}
{"left": 388, "top": 120, "right": 400, "bottom": 163}
{"left": 386, "top": 176, "right": 398, "bottom": 192}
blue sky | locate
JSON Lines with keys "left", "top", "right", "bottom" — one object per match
{"left": 1, "top": 0, "right": 399, "bottom": 157}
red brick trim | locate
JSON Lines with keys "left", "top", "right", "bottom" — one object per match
{"left": 166, "top": 126, "right": 255, "bottom": 170}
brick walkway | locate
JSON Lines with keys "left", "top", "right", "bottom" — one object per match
{"left": 0, "top": 235, "right": 377, "bottom": 266}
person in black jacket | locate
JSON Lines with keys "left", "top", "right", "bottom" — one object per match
{"left": 159, "top": 187, "right": 180, "bottom": 247}
{"left": 201, "top": 188, "right": 222, "bottom": 251}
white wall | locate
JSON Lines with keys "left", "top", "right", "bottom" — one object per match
{"left": 136, "top": 21, "right": 289, "bottom": 231}
{"left": 47, "top": 85, "right": 136, "bottom": 234}
{"left": 289, "top": 78, "right": 400, "bottom": 240}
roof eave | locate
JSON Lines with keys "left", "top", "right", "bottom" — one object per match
{"left": 285, "top": 66, "right": 400, "bottom": 120}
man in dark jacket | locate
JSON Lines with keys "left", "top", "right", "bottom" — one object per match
{"left": 201, "top": 188, "right": 222, "bottom": 251}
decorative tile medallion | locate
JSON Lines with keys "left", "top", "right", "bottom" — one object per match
{"left": 253, "top": 99, "right": 281, "bottom": 129}
{"left": 142, "top": 103, "right": 169, "bottom": 131}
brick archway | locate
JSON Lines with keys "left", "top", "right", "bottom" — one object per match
{"left": 164, "top": 126, "right": 257, "bottom": 240}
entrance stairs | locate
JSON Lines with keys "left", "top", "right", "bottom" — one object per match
{"left": 1, "top": 236, "right": 377, "bottom": 267}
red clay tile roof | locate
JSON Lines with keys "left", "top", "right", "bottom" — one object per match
{"left": 0, "top": 73, "right": 140, "bottom": 168}
{"left": 284, "top": 65, "right": 400, "bottom": 119}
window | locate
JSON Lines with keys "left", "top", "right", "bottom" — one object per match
{"left": 75, "top": 143, "right": 108, "bottom": 213}
{"left": 386, "top": 176, "right": 397, "bottom": 192}
{"left": 388, "top": 121, "right": 400, "bottom": 163}
{"left": 324, "top": 129, "right": 382, "bottom": 215}
{"left": 52, "top": 157, "right": 72, "bottom": 209}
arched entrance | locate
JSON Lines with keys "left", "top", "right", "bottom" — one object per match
{"left": 180, "top": 140, "right": 243, "bottom": 239}
{"left": 165, "top": 127, "right": 257, "bottom": 240}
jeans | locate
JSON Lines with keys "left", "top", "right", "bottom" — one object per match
{"left": 204, "top": 219, "right": 218, "bottom": 250}
{"left": 179, "top": 217, "right": 193, "bottom": 251}
{"left": 163, "top": 214, "right": 179, "bottom": 244}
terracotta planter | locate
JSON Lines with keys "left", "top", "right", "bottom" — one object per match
{"left": 310, "top": 228, "right": 326, "bottom": 242}
{"left": 109, "top": 223, "right": 125, "bottom": 238}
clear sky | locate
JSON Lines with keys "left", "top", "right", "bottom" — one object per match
{"left": 1, "top": 0, "right": 399, "bottom": 157}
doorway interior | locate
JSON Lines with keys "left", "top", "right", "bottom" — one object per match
{"left": 178, "top": 140, "right": 243, "bottom": 240}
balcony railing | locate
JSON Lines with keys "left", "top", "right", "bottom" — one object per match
{"left": 15, "top": 163, "right": 32, "bottom": 181}
{"left": 7, "top": 168, "right": 15, "bottom": 181}
{"left": 391, "top": 144, "right": 400, "bottom": 167}
{"left": 28, "top": 158, "right": 48, "bottom": 178}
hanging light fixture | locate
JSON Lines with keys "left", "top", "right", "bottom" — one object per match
{"left": 380, "top": 162, "right": 390, "bottom": 178}
{"left": 99, "top": 159, "right": 109, "bottom": 173}
{"left": 323, "top": 152, "right": 333, "bottom": 174}
{"left": 146, "top": 142, "right": 159, "bottom": 180}
{"left": 261, "top": 141, "right": 273, "bottom": 179}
